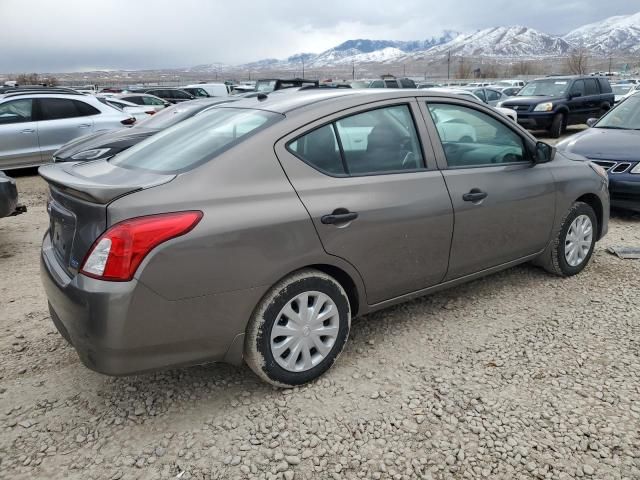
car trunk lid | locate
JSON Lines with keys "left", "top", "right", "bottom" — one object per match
{"left": 40, "top": 160, "right": 175, "bottom": 275}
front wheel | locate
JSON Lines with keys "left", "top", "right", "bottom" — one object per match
{"left": 539, "top": 202, "right": 597, "bottom": 277}
{"left": 548, "top": 113, "right": 565, "bottom": 138}
{"left": 244, "top": 269, "right": 351, "bottom": 387}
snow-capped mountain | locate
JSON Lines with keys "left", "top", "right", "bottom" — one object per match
{"left": 564, "top": 11, "right": 640, "bottom": 54}
{"left": 424, "top": 26, "right": 572, "bottom": 57}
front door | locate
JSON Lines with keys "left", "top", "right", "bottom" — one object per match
{"left": 0, "top": 98, "right": 41, "bottom": 169}
{"left": 423, "top": 100, "right": 556, "bottom": 280}
{"left": 275, "top": 100, "right": 454, "bottom": 304}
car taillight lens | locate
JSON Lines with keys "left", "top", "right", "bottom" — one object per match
{"left": 121, "top": 116, "right": 136, "bottom": 125}
{"left": 80, "top": 211, "right": 203, "bottom": 281}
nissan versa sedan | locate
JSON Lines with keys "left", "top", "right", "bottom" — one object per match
{"left": 40, "top": 90, "right": 609, "bottom": 387}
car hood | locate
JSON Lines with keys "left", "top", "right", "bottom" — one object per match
{"left": 54, "top": 127, "right": 159, "bottom": 160}
{"left": 556, "top": 128, "right": 640, "bottom": 162}
{"left": 501, "top": 95, "right": 559, "bottom": 105}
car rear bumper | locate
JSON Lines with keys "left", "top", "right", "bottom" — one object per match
{"left": 609, "top": 177, "right": 640, "bottom": 212}
{"left": 41, "top": 233, "right": 257, "bottom": 375}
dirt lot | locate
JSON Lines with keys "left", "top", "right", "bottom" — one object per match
{"left": 1, "top": 127, "right": 639, "bottom": 480}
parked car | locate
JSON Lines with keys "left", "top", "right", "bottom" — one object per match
{"left": 556, "top": 92, "right": 640, "bottom": 212}
{"left": 491, "top": 85, "right": 521, "bottom": 97}
{"left": 0, "top": 92, "right": 135, "bottom": 169}
{"left": 0, "top": 171, "right": 26, "bottom": 218}
{"left": 53, "top": 97, "right": 237, "bottom": 163}
{"left": 493, "top": 79, "right": 527, "bottom": 88}
{"left": 461, "top": 87, "right": 510, "bottom": 106}
{"left": 367, "top": 77, "right": 417, "bottom": 88}
{"left": 115, "top": 93, "right": 170, "bottom": 112}
{"left": 611, "top": 83, "right": 638, "bottom": 104}
{"left": 40, "top": 90, "right": 609, "bottom": 386}
{"left": 126, "top": 87, "right": 195, "bottom": 104}
{"left": 97, "top": 97, "right": 155, "bottom": 122}
{"left": 181, "top": 86, "right": 211, "bottom": 98}
{"left": 183, "top": 83, "right": 229, "bottom": 97}
{"left": 498, "top": 76, "right": 614, "bottom": 138}
{"left": 427, "top": 87, "right": 518, "bottom": 122}
{"left": 255, "top": 78, "right": 319, "bottom": 93}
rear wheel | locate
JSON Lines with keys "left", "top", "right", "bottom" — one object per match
{"left": 244, "top": 269, "right": 351, "bottom": 387}
{"left": 549, "top": 113, "right": 565, "bottom": 138}
{"left": 539, "top": 202, "right": 597, "bottom": 277}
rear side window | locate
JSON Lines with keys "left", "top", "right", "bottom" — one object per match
{"left": 123, "top": 96, "right": 144, "bottom": 105}
{"left": 0, "top": 99, "right": 33, "bottom": 124}
{"left": 384, "top": 80, "right": 398, "bottom": 88}
{"left": 39, "top": 98, "right": 91, "bottom": 120}
{"left": 288, "top": 105, "right": 424, "bottom": 176}
{"left": 74, "top": 100, "right": 100, "bottom": 116}
{"left": 598, "top": 78, "right": 612, "bottom": 93}
{"left": 110, "top": 107, "right": 281, "bottom": 173}
{"left": 399, "top": 78, "right": 416, "bottom": 88}
{"left": 172, "top": 90, "right": 192, "bottom": 99}
{"left": 584, "top": 79, "right": 599, "bottom": 96}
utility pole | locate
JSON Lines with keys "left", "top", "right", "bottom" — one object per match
{"left": 608, "top": 55, "right": 612, "bottom": 75}
{"left": 403, "top": 64, "right": 406, "bottom": 77}
{"left": 352, "top": 60, "right": 355, "bottom": 80}
{"left": 302, "top": 59, "right": 305, "bottom": 78}
{"left": 447, "top": 49, "right": 451, "bottom": 80}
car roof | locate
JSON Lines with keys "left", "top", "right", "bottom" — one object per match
{"left": 0, "top": 92, "right": 93, "bottom": 101}
{"left": 217, "top": 88, "right": 484, "bottom": 115}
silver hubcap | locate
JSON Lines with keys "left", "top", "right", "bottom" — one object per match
{"left": 270, "top": 291, "right": 340, "bottom": 372}
{"left": 565, "top": 215, "right": 593, "bottom": 267}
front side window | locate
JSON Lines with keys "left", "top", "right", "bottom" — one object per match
{"left": 427, "top": 103, "right": 526, "bottom": 168}
{"left": 111, "top": 107, "right": 281, "bottom": 173}
{"left": 369, "top": 80, "right": 384, "bottom": 88}
{"left": 473, "top": 89, "right": 487, "bottom": 102}
{"left": 123, "top": 96, "right": 144, "bottom": 105}
{"left": 384, "top": 80, "right": 398, "bottom": 88}
{"left": 570, "top": 80, "right": 585, "bottom": 97}
{"left": 0, "top": 99, "right": 33, "bottom": 124}
{"left": 288, "top": 105, "right": 424, "bottom": 176}
{"left": 172, "top": 90, "right": 192, "bottom": 99}
{"left": 486, "top": 89, "right": 501, "bottom": 102}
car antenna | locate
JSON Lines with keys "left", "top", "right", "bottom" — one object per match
{"left": 257, "top": 93, "right": 268, "bottom": 101}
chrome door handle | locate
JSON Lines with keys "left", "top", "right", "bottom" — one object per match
{"left": 21, "top": 128, "right": 35, "bottom": 133}
{"left": 78, "top": 123, "right": 91, "bottom": 128}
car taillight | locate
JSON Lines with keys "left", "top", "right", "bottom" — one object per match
{"left": 121, "top": 116, "right": 136, "bottom": 125}
{"left": 80, "top": 211, "right": 203, "bottom": 281}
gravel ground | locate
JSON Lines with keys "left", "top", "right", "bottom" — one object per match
{"left": 1, "top": 129, "right": 639, "bottom": 479}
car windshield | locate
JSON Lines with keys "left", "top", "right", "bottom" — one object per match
{"left": 518, "top": 79, "right": 569, "bottom": 97}
{"left": 595, "top": 94, "right": 640, "bottom": 130}
{"left": 111, "top": 107, "right": 282, "bottom": 173}
{"left": 612, "top": 85, "right": 633, "bottom": 95}
{"left": 134, "top": 102, "right": 203, "bottom": 129}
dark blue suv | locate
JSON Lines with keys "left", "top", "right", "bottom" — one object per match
{"left": 499, "top": 76, "right": 614, "bottom": 138}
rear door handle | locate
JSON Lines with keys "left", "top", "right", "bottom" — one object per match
{"left": 463, "top": 189, "right": 488, "bottom": 202}
{"left": 321, "top": 208, "right": 358, "bottom": 225}
{"left": 21, "top": 128, "right": 35, "bottom": 134}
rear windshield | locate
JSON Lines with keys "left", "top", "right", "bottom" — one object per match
{"left": 110, "top": 107, "right": 281, "bottom": 173}
{"left": 134, "top": 102, "right": 204, "bottom": 129}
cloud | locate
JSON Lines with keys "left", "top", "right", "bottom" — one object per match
{"left": 0, "top": 0, "right": 636, "bottom": 72}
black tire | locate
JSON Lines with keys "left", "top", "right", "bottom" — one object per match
{"left": 548, "top": 113, "right": 564, "bottom": 138}
{"left": 539, "top": 202, "right": 598, "bottom": 277}
{"left": 244, "top": 269, "right": 351, "bottom": 387}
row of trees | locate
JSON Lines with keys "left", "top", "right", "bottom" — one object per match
{"left": 5, "top": 73, "right": 59, "bottom": 86}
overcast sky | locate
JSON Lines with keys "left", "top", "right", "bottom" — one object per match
{"left": 0, "top": 0, "right": 637, "bottom": 73}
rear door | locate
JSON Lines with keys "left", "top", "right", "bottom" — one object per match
{"left": 36, "top": 98, "right": 96, "bottom": 160}
{"left": 0, "top": 98, "right": 41, "bottom": 168}
{"left": 421, "top": 99, "right": 555, "bottom": 279}
{"left": 275, "top": 99, "right": 453, "bottom": 305}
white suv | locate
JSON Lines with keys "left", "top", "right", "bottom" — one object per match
{"left": 0, "top": 90, "right": 134, "bottom": 169}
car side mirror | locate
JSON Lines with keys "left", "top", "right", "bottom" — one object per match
{"left": 586, "top": 118, "right": 598, "bottom": 127}
{"left": 533, "top": 141, "right": 555, "bottom": 164}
